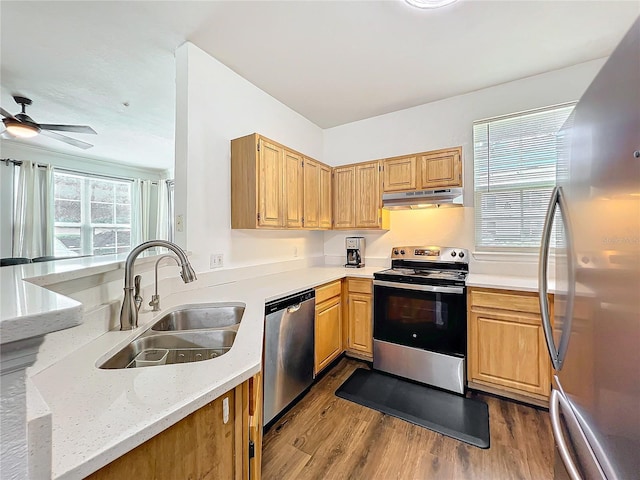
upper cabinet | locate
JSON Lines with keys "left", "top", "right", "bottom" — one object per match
{"left": 382, "top": 155, "right": 417, "bottom": 192}
{"left": 382, "top": 147, "right": 463, "bottom": 193}
{"left": 333, "top": 161, "right": 389, "bottom": 230}
{"left": 231, "top": 133, "right": 332, "bottom": 230}
{"left": 418, "top": 147, "right": 462, "bottom": 189}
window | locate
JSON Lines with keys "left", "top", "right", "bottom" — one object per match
{"left": 53, "top": 172, "right": 133, "bottom": 256}
{"left": 473, "top": 103, "right": 574, "bottom": 250}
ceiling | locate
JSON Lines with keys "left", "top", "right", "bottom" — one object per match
{"left": 1, "top": 1, "right": 638, "bottom": 171}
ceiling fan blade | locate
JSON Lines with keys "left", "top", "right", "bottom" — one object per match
{"left": 1, "top": 130, "right": 14, "bottom": 139}
{"left": 39, "top": 124, "right": 96, "bottom": 134}
{"left": 1, "top": 107, "right": 17, "bottom": 120}
{"left": 40, "top": 129, "right": 93, "bottom": 149}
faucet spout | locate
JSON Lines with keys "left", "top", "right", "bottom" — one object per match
{"left": 120, "top": 240, "right": 197, "bottom": 330}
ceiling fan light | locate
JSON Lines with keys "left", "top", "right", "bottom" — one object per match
{"left": 405, "top": 0, "right": 458, "bottom": 9}
{"left": 3, "top": 119, "right": 40, "bottom": 138}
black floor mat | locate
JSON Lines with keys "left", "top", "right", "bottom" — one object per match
{"left": 335, "top": 368, "right": 490, "bottom": 449}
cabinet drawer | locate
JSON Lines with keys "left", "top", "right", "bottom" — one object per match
{"left": 316, "top": 280, "right": 342, "bottom": 304}
{"left": 347, "top": 278, "right": 372, "bottom": 295}
{"left": 469, "top": 288, "right": 541, "bottom": 315}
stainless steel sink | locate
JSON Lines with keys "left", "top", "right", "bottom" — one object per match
{"left": 99, "top": 330, "right": 237, "bottom": 369}
{"left": 150, "top": 303, "right": 245, "bottom": 331}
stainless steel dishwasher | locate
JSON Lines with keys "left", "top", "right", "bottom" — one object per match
{"left": 263, "top": 289, "right": 315, "bottom": 426}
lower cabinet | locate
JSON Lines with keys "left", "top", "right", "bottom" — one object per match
{"left": 314, "top": 280, "right": 343, "bottom": 375}
{"left": 86, "top": 377, "right": 262, "bottom": 480}
{"left": 467, "top": 287, "right": 552, "bottom": 406}
{"left": 345, "top": 278, "right": 373, "bottom": 358}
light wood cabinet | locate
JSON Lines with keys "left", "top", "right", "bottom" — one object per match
{"left": 345, "top": 278, "right": 373, "bottom": 358}
{"left": 382, "top": 155, "right": 417, "bottom": 192}
{"left": 303, "top": 158, "right": 332, "bottom": 230}
{"left": 231, "top": 133, "right": 332, "bottom": 230}
{"left": 467, "top": 287, "right": 552, "bottom": 405}
{"left": 418, "top": 147, "right": 462, "bottom": 189}
{"left": 284, "top": 149, "right": 304, "bottom": 228}
{"left": 314, "top": 280, "right": 343, "bottom": 374}
{"left": 86, "top": 385, "right": 245, "bottom": 480}
{"left": 318, "top": 164, "right": 332, "bottom": 229}
{"left": 333, "top": 162, "right": 389, "bottom": 230}
{"left": 333, "top": 166, "right": 355, "bottom": 229}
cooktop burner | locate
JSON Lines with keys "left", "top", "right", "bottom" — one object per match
{"left": 376, "top": 268, "right": 467, "bottom": 281}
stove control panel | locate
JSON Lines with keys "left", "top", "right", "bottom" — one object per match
{"left": 390, "top": 246, "right": 469, "bottom": 264}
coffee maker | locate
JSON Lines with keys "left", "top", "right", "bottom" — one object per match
{"left": 345, "top": 237, "right": 365, "bottom": 268}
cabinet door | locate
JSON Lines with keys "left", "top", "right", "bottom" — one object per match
{"left": 283, "top": 149, "right": 304, "bottom": 228}
{"left": 315, "top": 297, "right": 342, "bottom": 374}
{"left": 258, "top": 139, "right": 283, "bottom": 227}
{"left": 303, "top": 158, "right": 320, "bottom": 229}
{"left": 348, "top": 293, "right": 373, "bottom": 355}
{"left": 333, "top": 166, "right": 355, "bottom": 229}
{"left": 468, "top": 310, "right": 551, "bottom": 397}
{"left": 418, "top": 148, "right": 462, "bottom": 189}
{"left": 86, "top": 389, "right": 239, "bottom": 480}
{"left": 355, "top": 161, "right": 381, "bottom": 228}
{"left": 318, "top": 164, "right": 332, "bottom": 229}
{"left": 383, "top": 156, "right": 417, "bottom": 192}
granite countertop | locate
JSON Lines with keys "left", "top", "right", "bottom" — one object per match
{"left": 30, "top": 265, "right": 381, "bottom": 479}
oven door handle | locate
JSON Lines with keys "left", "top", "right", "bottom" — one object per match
{"left": 373, "top": 280, "right": 464, "bottom": 295}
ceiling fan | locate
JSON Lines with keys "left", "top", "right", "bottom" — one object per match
{"left": 1, "top": 95, "right": 96, "bottom": 150}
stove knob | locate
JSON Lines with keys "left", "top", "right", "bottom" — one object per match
{"left": 400, "top": 250, "right": 405, "bottom": 255}
{"left": 458, "top": 251, "right": 465, "bottom": 258}
{"left": 393, "top": 249, "right": 399, "bottom": 255}
{"left": 451, "top": 251, "right": 457, "bottom": 257}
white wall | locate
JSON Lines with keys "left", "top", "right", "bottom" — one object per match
{"left": 322, "top": 59, "right": 607, "bottom": 276}
{"left": 174, "top": 42, "right": 326, "bottom": 272}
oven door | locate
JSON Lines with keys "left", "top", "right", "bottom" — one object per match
{"left": 373, "top": 280, "right": 466, "bottom": 357}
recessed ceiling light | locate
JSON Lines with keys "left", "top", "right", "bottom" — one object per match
{"left": 405, "top": 0, "right": 458, "bottom": 9}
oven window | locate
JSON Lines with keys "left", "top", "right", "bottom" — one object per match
{"left": 374, "top": 285, "right": 466, "bottom": 356}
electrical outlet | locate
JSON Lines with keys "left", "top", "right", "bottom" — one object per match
{"left": 210, "top": 254, "right": 223, "bottom": 269}
{"left": 176, "top": 214, "right": 184, "bottom": 232}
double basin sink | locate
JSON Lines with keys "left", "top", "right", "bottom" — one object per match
{"left": 99, "top": 303, "right": 245, "bottom": 369}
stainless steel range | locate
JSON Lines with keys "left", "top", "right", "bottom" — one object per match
{"left": 373, "top": 246, "right": 469, "bottom": 394}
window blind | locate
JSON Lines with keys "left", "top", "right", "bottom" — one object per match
{"left": 473, "top": 103, "right": 575, "bottom": 250}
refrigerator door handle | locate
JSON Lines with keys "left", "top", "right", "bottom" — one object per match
{"left": 550, "top": 389, "right": 583, "bottom": 480}
{"left": 539, "top": 186, "right": 575, "bottom": 370}
{"left": 539, "top": 187, "right": 562, "bottom": 370}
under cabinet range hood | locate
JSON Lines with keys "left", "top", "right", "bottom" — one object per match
{"left": 382, "top": 188, "right": 463, "bottom": 210}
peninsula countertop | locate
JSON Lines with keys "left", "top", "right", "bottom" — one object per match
{"left": 30, "top": 265, "right": 382, "bottom": 480}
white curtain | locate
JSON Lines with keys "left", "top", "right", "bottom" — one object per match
{"left": 12, "top": 161, "right": 54, "bottom": 258}
{"left": 155, "top": 180, "right": 169, "bottom": 240}
{"left": 132, "top": 179, "right": 153, "bottom": 245}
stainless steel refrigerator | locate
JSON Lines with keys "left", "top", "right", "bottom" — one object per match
{"left": 538, "top": 17, "right": 640, "bottom": 480}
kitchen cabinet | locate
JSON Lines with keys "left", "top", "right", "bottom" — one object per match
{"left": 345, "top": 278, "right": 373, "bottom": 358}
{"left": 467, "top": 287, "right": 552, "bottom": 406}
{"left": 284, "top": 149, "right": 304, "bottom": 228}
{"left": 231, "top": 133, "right": 331, "bottom": 230}
{"left": 381, "top": 147, "right": 462, "bottom": 193}
{"left": 418, "top": 147, "right": 462, "bottom": 189}
{"left": 303, "top": 158, "right": 332, "bottom": 230}
{"left": 86, "top": 382, "right": 250, "bottom": 480}
{"left": 382, "top": 155, "right": 417, "bottom": 192}
{"left": 314, "top": 280, "right": 343, "bottom": 374}
{"left": 333, "top": 161, "right": 389, "bottom": 230}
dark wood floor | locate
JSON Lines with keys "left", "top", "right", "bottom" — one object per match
{"left": 262, "top": 357, "right": 554, "bottom": 480}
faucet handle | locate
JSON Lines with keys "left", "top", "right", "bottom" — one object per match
{"left": 134, "top": 275, "right": 143, "bottom": 311}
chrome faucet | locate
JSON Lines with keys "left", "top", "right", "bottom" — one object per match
{"left": 148, "top": 254, "right": 180, "bottom": 312}
{"left": 120, "top": 240, "right": 197, "bottom": 330}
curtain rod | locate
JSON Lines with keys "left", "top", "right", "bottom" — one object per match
{"left": 2, "top": 157, "right": 171, "bottom": 186}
